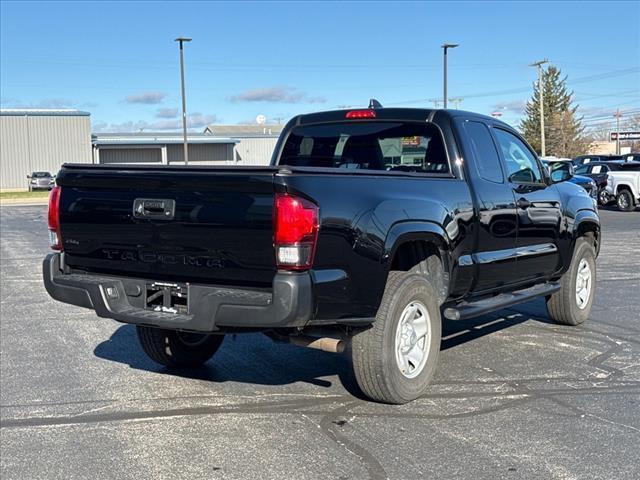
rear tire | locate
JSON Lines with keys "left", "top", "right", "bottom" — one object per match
{"left": 136, "top": 326, "right": 224, "bottom": 368}
{"left": 616, "top": 190, "right": 635, "bottom": 211}
{"left": 351, "top": 272, "right": 441, "bottom": 404}
{"left": 546, "top": 238, "right": 596, "bottom": 326}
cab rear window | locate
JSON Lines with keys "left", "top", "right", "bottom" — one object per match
{"left": 278, "top": 122, "right": 449, "bottom": 174}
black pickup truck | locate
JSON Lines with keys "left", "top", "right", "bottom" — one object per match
{"left": 44, "top": 105, "right": 600, "bottom": 404}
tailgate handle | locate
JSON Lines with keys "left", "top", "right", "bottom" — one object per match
{"left": 133, "top": 198, "right": 176, "bottom": 220}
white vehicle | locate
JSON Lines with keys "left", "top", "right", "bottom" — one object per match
{"left": 607, "top": 166, "right": 640, "bottom": 211}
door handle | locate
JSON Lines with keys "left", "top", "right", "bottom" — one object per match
{"left": 133, "top": 198, "right": 176, "bottom": 220}
{"left": 516, "top": 198, "right": 531, "bottom": 209}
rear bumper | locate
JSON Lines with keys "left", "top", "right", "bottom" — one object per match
{"left": 43, "top": 253, "right": 313, "bottom": 332}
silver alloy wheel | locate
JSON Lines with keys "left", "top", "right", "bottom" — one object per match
{"left": 394, "top": 301, "right": 431, "bottom": 379}
{"left": 599, "top": 190, "right": 609, "bottom": 205}
{"left": 575, "top": 258, "right": 592, "bottom": 310}
{"left": 618, "top": 193, "right": 630, "bottom": 210}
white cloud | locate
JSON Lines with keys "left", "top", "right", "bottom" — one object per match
{"left": 124, "top": 92, "right": 167, "bottom": 105}
{"left": 491, "top": 100, "right": 527, "bottom": 115}
{"left": 156, "top": 108, "right": 179, "bottom": 118}
{"left": 230, "top": 86, "right": 325, "bottom": 104}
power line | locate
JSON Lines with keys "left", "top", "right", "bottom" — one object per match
{"left": 385, "top": 68, "right": 640, "bottom": 107}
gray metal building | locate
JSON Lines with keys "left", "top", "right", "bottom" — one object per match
{"left": 203, "top": 124, "right": 283, "bottom": 164}
{"left": 92, "top": 133, "right": 239, "bottom": 165}
{"left": 0, "top": 109, "right": 92, "bottom": 190}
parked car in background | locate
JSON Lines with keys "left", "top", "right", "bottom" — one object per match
{"left": 606, "top": 164, "right": 640, "bottom": 211}
{"left": 575, "top": 161, "right": 640, "bottom": 205}
{"left": 621, "top": 153, "right": 640, "bottom": 163}
{"left": 27, "top": 171, "right": 54, "bottom": 191}
{"left": 572, "top": 154, "right": 623, "bottom": 167}
{"left": 542, "top": 159, "right": 598, "bottom": 201}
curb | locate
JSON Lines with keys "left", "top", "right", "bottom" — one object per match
{"left": 0, "top": 199, "right": 49, "bottom": 206}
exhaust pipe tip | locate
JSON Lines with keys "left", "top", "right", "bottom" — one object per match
{"left": 288, "top": 335, "right": 345, "bottom": 353}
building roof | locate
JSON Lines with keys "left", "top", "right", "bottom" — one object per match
{"left": 0, "top": 108, "right": 91, "bottom": 117}
{"left": 203, "top": 124, "right": 284, "bottom": 137}
{"left": 92, "top": 132, "right": 238, "bottom": 146}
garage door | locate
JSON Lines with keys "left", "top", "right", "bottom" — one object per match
{"left": 99, "top": 148, "right": 162, "bottom": 164}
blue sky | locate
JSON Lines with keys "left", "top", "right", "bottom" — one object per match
{"left": 1, "top": 1, "right": 638, "bottom": 133}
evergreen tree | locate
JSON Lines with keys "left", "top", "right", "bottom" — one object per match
{"left": 520, "top": 65, "right": 587, "bottom": 157}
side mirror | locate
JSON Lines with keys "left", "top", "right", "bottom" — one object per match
{"left": 509, "top": 168, "right": 537, "bottom": 184}
{"left": 550, "top": 163, "right": 573, "bottom": 183}
{"left": 26, "top": 175, "right": 31, "bottom": 179}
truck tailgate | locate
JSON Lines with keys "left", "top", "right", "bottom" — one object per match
{"left": 56, "top": 165, "right": 278, "bottom": 287}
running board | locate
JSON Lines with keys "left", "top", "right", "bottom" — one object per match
{"left": 443, "top": 282, "right": 560, "bottom": 321}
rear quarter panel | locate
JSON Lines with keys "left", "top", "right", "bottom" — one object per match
{"left": 279, "top": 173, "right": 475, "bottom": 319}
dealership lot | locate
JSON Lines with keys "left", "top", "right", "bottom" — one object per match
{"left": 1, "top": 204, "right": 639, "bottom": 480}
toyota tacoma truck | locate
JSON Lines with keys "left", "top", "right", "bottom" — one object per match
{"left": 43, "top": 104, "right": 600, "bottom": 404}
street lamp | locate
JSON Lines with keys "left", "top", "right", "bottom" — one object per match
{"left": 441, "top": 43, "right": 459, "bottom": 109}
{"left": 175, "top": 37, "right": 192, "bottom": 165}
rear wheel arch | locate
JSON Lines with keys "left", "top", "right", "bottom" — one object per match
{"left": 384, "top": 226, "right": 450, "bottom": 305}
{"left": 616, "top": 184, "right": 633, "bottom": 195}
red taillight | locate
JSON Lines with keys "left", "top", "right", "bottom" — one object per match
{"left": 274, "top": 193, "right": 319, "bottom": 271}
{"left": 48, "top": 186, "right": 62, "bottom": 250}
{"left": 345, "top": 109, "right": 376, "bottom": 119}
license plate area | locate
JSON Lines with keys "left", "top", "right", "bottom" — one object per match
{"left": 145, "top": 282, "right": 188, "bottom": 314}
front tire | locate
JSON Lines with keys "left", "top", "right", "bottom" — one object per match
{"left": 546, "top": 238, "right": 596, "bottom": 326}
{"left": 351, "top": 272, "right": 441, "bottom": 404}
{"left": 136, "top": 326, "right": 224, "bottom": 368}
{"left": 616, "top": 190, "right": 635, "bottom": 211}
{"left": 598, "top": 189, "right": 610, "bottom": 206}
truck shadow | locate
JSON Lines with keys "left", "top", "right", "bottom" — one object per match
{"left": 441, "top": 298, "right": 553, "bottom": 350}
{"left": 93, "top": 299, "right": 553, "bottom": 397}
{"left": 94, "top": 324, "right": 359, "bottom": 392}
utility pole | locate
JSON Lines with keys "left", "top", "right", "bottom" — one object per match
{"left": 175, "top": 37, "right": 192, "bottom": 165}
{"left": 614, "top": 109, "right": 623, "bottom": 154}
{"left": 428, "top": 98, "right": 441, "bottom": 108}
{"left": 529, "top": 59, "right": 549, "bottom": 156}
{"left": 441, "top": 43, "right": 459, "bottom": 109}
{"left": 449, "top": 97, "right": 463, "bottom": 109}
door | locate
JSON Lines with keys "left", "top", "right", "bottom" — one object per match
{"left": 456, "top": 119, "right": 519, "bottom": 292}
{"left": 492, "top": 128, "right": 563, "bottom": 283}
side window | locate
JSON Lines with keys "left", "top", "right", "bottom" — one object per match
{"left": 493, "top": 129, "right": 544, "bottom": 184}
{"left": 575, "top": 165, "right": 590, "bottom": 175}
{"left": 462, "top": 121, "right": 504, "bottom": 183}
{"left": 591, "top": 165, "right": 603, "bottom": 174}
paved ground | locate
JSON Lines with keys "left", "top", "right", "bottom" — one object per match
{"left": 1, "top": 204, "right": 639, "bottom": 480}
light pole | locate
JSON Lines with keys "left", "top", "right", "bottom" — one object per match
{"left": 175, "top": 37, "right": 192, "bottom": 165}
{"left": 529, "top": 59, "right": 549, "bottom": 156}
{"left": 441, "top": 43, "right": 458, "bottom": 109}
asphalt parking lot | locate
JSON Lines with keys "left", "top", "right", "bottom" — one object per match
{"left": 1, "top": 204, "right": 639, "bottom": 480}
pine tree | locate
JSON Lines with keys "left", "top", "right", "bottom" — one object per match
{"left": 520, "top": 65, "right": 587, "bottom": 157}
